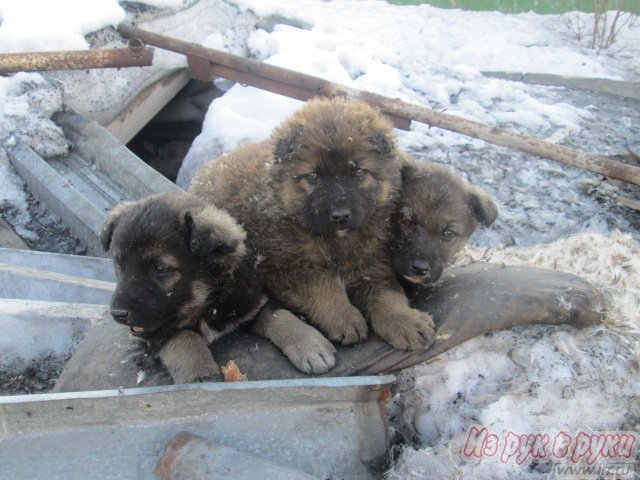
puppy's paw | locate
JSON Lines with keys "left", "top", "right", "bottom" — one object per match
{"left": 324, "top": 307, "right": 368, "bottom": 345}
{"left": 283, "top": 331, "right": 337, "bottom": 374}
{"left": 172, "top": 365, "right": 222, "bottom": 385}
{"left": 380, "top": 310, "right": 435, "bottom": 351}
{"left": 158, "top": 329, "right": 222, "bottom": 384}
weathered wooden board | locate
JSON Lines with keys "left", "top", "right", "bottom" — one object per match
{"left": 54, "top": 264, "right": 605, "bottom": 392}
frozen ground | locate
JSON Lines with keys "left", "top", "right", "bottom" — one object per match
{"left": 0, "top": 1, "right": 639, "bottom": 477}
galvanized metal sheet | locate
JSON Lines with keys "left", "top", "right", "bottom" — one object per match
{"left": 0, "top": 262, "right": 114, "bottom": 304}
{"left": 0, "top": 248, "right": 115, "bottom": 282}
{"left": 0, "top": 376, "right": 394, "bottom": 480}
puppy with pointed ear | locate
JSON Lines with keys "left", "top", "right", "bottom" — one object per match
{"left": 391, "top": 155, "right": 498, "bottom": 286}
{"left": 191, "top": 97, "right": 439, "bottom": 352}
{"left": 101, "top": 192, "right": 265, "bottom": 384}
{"left": 102, "top": 192, "right": 338, "bottom": 382}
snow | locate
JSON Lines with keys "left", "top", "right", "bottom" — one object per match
{"left": 0, "top": 1, "right": 638, "bottom": 476}
{"left": 0, "top": 73, "right": 68, "bottom": 240}
{"left": 176, "top": 0, "right": 639, "bottom": 188}
{"left": 389, "top": 231, "right": 640, "bottom": 479}
{"left": 0, "top": 0, "right": 126, "bottom": 53}
{"left": 0, "top": 1, "right": 254, "bottom": 246}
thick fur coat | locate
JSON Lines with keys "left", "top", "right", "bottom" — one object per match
{"left": 190, "top": 98, "right": 435, "bottom": 350}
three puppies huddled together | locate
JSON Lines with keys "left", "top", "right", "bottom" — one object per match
{"left": 103, "top": 98, "right": 497, "bottom": 383}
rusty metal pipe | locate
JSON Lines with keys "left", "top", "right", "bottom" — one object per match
{"left": 0, "top": 39, "right": 154, "bottom": 73}
{"left": 118, "top": 23, "right": 640, "bottom": 186}
{"left": 343, "top": 87, "right": 640, "bottom": 186}
{"left": 187, "top": 56, "right": 411, "bottom": 130}
{"left": 156, "top": 431, "right": 320, "bottom": 480}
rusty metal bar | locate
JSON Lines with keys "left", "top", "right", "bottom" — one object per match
{"left": 0, "top": 39, "right": 153, "bottom": 73}
{"left": 155, "top": 432, "right": 320, "bottom": 480}
{"left": 343, "top": 88, "right": 640, "bottom": 186}
{"left": 118, "top": 23, "right": 640, "bottom": 186}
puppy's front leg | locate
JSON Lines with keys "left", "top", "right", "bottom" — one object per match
{"left": 158, "top": 329, "right": 221, "bottom": 384}
{"left": 263, "top": 269, "right": 368, "bottom": 345}
{"left": 350, "top": 280, "right": 435, "bottom": 350}
{"left": 252, "top": 305, "right": 336, "bottom": 374}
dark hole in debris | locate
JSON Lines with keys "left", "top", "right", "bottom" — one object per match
{"left": 127, "top": 79, "right": 225, "bottom": 182}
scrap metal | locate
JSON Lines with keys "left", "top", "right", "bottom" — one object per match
{"left": 118, "top": 22, "right": 640, "bottom": 186}
{"left": 0, "top": 39, "right": 153, "bottom": 73}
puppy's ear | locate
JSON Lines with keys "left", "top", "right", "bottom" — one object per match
{"left": 467, "top": 185, "right": 498, "bottom": 227}
{"left": 184, "top": 206, "right": 246, "bottom": 262}
{"left": 368, "top": 131, "right": 394, "bottom": 155}
{"left": 273, "top": 125, "right": 302, "bottom": 162}
{"left": 400, "top": 159, "right": 419, "bottom": 187}
{"left": 100, "top": 201, "right": 135, "bottom": 251}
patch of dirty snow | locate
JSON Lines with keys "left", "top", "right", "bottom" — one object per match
{"left": 388, "top": 231, "right": 640, "bottom": 479}
{"left": 121, "top": 0, "right": 198, "bottom": 9}
{"left": 0, "top": 73, "right": 69, "bottom": 241}
{"left": 460, "top": 230, "right": 639, "bottom": 332}
{"left": 0, "top": 299, "right": 103, "bottom": 395}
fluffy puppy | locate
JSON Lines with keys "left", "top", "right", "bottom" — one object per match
{"left": 102, "top": 193, "right": 335, "bottom": 382}
{"left": 190, "top": 98, "right": 435, "bottom": 350}
{"left": 391, "top": 156, "right": 498, "bottom": 286}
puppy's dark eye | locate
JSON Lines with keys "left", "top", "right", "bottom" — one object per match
{"left": 442, "top": 230, "right": 457, "bottom": 241}
{"left": 304, "top": 172, "right": 318, "bottom": 184}
{"left": 154, "top": 264, "right": 174, "bottom": 277}
{"left": 355, "top": 168, "right": 366, "bottom": 179}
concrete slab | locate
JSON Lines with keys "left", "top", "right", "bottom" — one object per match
{"left": 55, "top": 109, "right": 182, "bottom": 199}
{"left": 0, "top": 248, "right": 115, "bottom": 282}
{"left": 45, "top": 0, "right": 255, "bottom": 132}
{"left": 155, "top": 431, "right": 321, "bottom": 480}
{"left": 482, "top": 71, "right": 640, "bottom": 100}
{"left": 0, "top": 218, "right": 28, "bottom": 250}
{"left": 0, "top": 262, "right": 114, "bottom": 304}
{"left": 0, "top": 376, "right": 394, "bottom": 480}
{"left": 8, "top": 144, "right": 106, "bottom": 256}
{"left": 8, "top": 110, "right": 183, "bottom": 256}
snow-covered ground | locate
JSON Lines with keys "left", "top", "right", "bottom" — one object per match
{"left": 0, "top": 0, "right": 639, "bottom": 477}
{"left": 390, "top": 231, "right": 639, "bottom": 479}
{"left": 177, "top": 0, "right": 640, "bottom": 187}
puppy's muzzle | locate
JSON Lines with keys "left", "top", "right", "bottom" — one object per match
{"left": 331, "top": 207, "right": 352, "bottom": 225}
{"left": 410, "top": 259, "right": 430, "bottom": 278}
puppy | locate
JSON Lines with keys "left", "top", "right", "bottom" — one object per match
{"left": 391, "top": 156, "right": 498, "bottom": 286}
{"left": 190, "top": 98, "right": 435, "bottom": 351}
{"left": 101, "top": 192, "right": 335, "bottom": 383}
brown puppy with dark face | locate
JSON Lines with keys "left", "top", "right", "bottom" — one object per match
{"left": 391, "top": 156, "right": 498, "bottom": 287}
{"left": 190, "top": 98, "right": 435, "bottom": 351}
{"left": 102, "top": 193, "right": 336, "bottom": 382}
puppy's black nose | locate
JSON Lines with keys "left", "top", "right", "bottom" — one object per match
{"left": 410, "top": 259, "right": 430, "bottom": 277}
{"left": 110, "top": 309, "right": 130, "bottom": 323}
{"left": 331, "top": 207, "right": 351, "bottom": 223}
